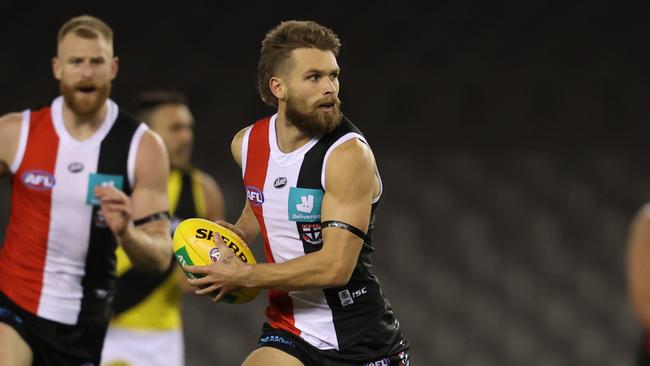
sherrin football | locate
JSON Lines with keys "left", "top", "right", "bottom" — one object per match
{"left": 172, "top": 218, "right": 259, "bottom": 304}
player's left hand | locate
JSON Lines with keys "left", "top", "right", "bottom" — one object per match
{"left": 184, "top": 232, "right": 251, "bottom": 302}
{"left": 95, "top": 185, "right": 133, "bottom": 237}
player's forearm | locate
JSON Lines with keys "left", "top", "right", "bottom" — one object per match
{"left": 234, "top": 221, "right": 259, "bottom": 244}
{"left": 242, "top": 251, "right": 352, "bottom": 291}
{"left": 235, "top": 204, "right": 261, "bottom": 243}
{"left": 118, "top": 223, "right": 172, "bottom": 273}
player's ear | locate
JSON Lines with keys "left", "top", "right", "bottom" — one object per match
{"left": 111, "top": 57, "right": 119, "bottom": 80}
{"left": 269, "top": 77, "right": 286, "bottom": 101}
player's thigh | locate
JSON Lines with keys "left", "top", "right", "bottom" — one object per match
{"left": 0, "top": 322, "right": 32, "bottom": 366}
{"left": 242, "top": 346, "right": 304, "bottom": 366}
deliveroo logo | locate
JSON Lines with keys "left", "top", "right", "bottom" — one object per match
{"left": 288, "top": 187, "right": 323, "bottom": 222}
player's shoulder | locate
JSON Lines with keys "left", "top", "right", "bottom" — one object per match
{"left": 329, "top": 137, "right": 374, "bottom": 167}
{"left": 0, "top": 112, "right": 23, "bottom": 128}
{"left": 0, "top": 112, "right": 23, "bottom": 161}
{"left": 143, "top": 128, "right": 167, "bottom": 155}
{"left": 329, "top": 116, "right": 372, "bottom": 157}
{"left": 232, "top": 115, "right": 274, "bottom": 145}
{"left": 135, "top": 127, "right": 168, "bottom": 167}
{"left": 231, "top": 124, "right": 254, "bottom": 166}
{"left": 636, "top": 204, "right": 650, "bottom": 221}
{"left": 629, "top": 204, "right": 650, "bottom": 234}
{"left": 0, "top": 112, "right": 24, "bottom": 143}
{"left": 325, "top": 117, "right": 375, "bottom": 180}
{"left": 232, "top": 124, "right": 252, "bottom": 144}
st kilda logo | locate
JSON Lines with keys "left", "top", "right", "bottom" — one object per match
{"left": 299, "top": 223, "right": 323, "bottom": 245}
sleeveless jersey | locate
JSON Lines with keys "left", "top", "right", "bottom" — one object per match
{"left": 0, "top": 96, "right": 146, "bottom": 326}
{"left": 110, "top": 169, "right": 206, "bottom": 330}
{"left": 242, "top": 114, "right": 408, "bottom": 356}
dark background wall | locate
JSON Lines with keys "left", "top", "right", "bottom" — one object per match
{"left": 1, "top": 1, "right": 649, "bottom": 365}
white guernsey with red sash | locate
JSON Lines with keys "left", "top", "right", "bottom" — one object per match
{"left": 0, "top": 96, "right": 146, "bottom": 325}
{"left": 242, "top": 114, "right": 408, "bottom": 357}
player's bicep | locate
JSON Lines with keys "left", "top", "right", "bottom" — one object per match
{"left": 321, "top": 139, "right": 375, "bottom": 231}
{"left": 131, "top": 130, "right": 170, "bottom": 220}
{"left": 317, "top": 140, "right": 376, "bottom": 282}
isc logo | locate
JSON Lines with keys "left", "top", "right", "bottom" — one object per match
{"left": 352, "top": 287, "right": 368, "bottom": 298}
{"left": 22, "top": 170, "right": 56, "bottom": 191}
{"left": 195, "top": 228, "right": 249, "bottom": 263}
{"left": 246, "top": 186, "right": 264, "bottom": 206}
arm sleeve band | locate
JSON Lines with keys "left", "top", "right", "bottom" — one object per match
{"left": 133, "top": 211, "right": 171, "bottom": 226}
{"left": 321, "top": 220, "right": 368, "bottom": 242}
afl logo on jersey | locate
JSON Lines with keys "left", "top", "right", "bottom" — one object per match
{"left": 22, "top": 170, "right": 56, "bottom": 191}
{"left": 246, "top": 186, "right": 265, "bottom": 206}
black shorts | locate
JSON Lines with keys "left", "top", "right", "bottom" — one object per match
{"left": 257, "top": 323, "right": 410, "bottom": 366}
{"left": 0, "top": 291, "right": 109, "bottom": 366}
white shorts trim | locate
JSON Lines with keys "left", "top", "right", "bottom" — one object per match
{"left": 101, "top": 326, "right": 184, "bottom": 366}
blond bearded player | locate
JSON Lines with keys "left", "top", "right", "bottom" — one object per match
{"left": 0, "top": 15, "right": 172, "bottom": 366}
{"left": 185, "top": 21, "right": 410, "bottom": 366}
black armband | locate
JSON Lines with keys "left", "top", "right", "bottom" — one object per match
{"left": 133, "top": 211, "right": 171, "bottom": 226}
{"left": 321, "top": 220, "right": 368, "bottom": 242}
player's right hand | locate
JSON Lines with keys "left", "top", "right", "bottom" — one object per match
{"left": 184, "top": 232, "right": 251, "bottom": 303}
{"left": 95, "top": 185, "right": 133, "bottom": 238}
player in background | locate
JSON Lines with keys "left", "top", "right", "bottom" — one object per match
{"left": 101, "top": 91, "right": 225, "bottom": 366}
{"left": 185, "top": 20, "right": 410, "bottom": 366}
{"left": 0, "top": 15, "right": 172, "bottom": 366}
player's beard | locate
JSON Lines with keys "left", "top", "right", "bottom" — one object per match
{"left": 285, "top": 93, "right": 342, "bottom": 136}
{"left": 170, "top": 143, "right": 192, "bottom": 170}
{"left": 60, "top": 81, "right": 111, "bottom": 117}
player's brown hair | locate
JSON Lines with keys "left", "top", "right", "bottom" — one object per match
{"left": 57, "top": 15, "right": 113, "bottom": 44}
{"left": 257, "top": 20, "right": 341, "bottom": 107}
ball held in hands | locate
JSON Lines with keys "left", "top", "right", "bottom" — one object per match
{"left": 172, "top": 218, "right": 259, "bottom": 304}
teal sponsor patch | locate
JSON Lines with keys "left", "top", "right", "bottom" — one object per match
{"left": 288, "top": 187, "right": 323, "bottom": 222}
{"left": 86, "top": 173, "right": 124, "bottom": 206}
